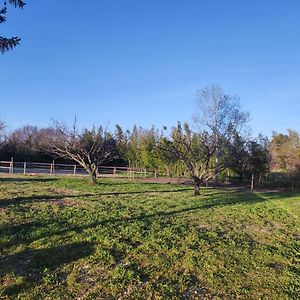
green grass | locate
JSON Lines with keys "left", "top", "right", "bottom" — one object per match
{"left": 0, "top": 175, "right": 300, "bottom": 299}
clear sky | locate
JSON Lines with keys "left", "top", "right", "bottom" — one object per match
{"left": 1, "top": 0, "right": 299, "bottom": 136}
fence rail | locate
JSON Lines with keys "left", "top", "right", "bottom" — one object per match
{"left": 0, "top": 159, "right": 151, "bottom": 178}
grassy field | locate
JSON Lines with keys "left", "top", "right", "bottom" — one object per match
{"left": 0, "top": 176, "right": 300, "bottom": 299}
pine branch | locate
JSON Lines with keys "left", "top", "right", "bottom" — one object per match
{"left": 8, "top": 0, "right": 26, "bottom": 9}
{"left": 0, "top": 36, "right": 21, "bottom": 53}
{"left": 0, "top": 7, "right": 7, "bottom": 23}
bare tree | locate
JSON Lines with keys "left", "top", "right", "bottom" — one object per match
{"left": 0, "top": 119, "right": 5, "bottom": 133}
{"left": 194, "top": 85, "right": 249, "bottom": 185}
{"left": 161, "top": 122, "right": 217, "bottom": 195}
{"left": 47, "top": 121, "right": 118, "bottom": 183}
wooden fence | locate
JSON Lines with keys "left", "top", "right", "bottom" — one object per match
{"left": 0, "top": 159, "right": 152, "bottom": 179}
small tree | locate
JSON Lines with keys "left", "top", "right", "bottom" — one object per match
{"left": 161, "top": 122, "right": 217, "bottom": 195}
{"left": 247, "top": 135, "right": 270, "bottom": 186}
{"left": 47, "top": 121, "right": 118, "bottom": 183}
{"left": 228, "top": 133, "right": 270, "bottom": 187}
{"left": 0, "top": 0, "right": 25, "bottom": 53}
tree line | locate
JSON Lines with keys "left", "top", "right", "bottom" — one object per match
{"left": 1, "top": 85, "right": 299, "bottom": 194}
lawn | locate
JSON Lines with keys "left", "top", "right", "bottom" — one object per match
{"left": 0, "top": 176, "right": 300, "bottom": 299}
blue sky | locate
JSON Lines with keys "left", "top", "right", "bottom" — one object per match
{"left": 1, "top": 0, "right": 299, "bottom": 136}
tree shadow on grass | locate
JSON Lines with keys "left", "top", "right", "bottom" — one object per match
{"left": 0, "top": 194, "right": 66, "bottom": 207}
{"left": 1, "top": 190, "right": 271, "bottom": 250}
{"left": 2, "top": 189, "right": 294, "bottom": 257}
{"left": 258, "top": 191, "right": 300, "bottom": 200}
{"left": 0, "top": 176, "right": 59, "bottom": 183}
{"left": 0, "top": 241, "right": 95, "bottom": 298}
{"left": 0, "top": 188, "right": 193, "bottom": 208}
{"left": 84, "top": 191, "right": 288, "bottom": 228}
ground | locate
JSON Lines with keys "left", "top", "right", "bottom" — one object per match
{"left": 0, "top": 175, "right": 300, "bottom": 299}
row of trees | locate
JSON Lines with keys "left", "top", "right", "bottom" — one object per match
{"left": 0, "top": 85, "right": 275, "bottom": 195}
{"left": 0, "top": 5, "right": 296, "bottom": 193}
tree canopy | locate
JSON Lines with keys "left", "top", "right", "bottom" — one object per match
{"left": 194, "top": 85, "right": 250, "bottom": 184}
{"left": 47, "top": 121, "right": 119, "bottom": 183}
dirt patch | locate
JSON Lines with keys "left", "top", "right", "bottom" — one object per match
{"left": 48, "top": 188, "right": 80, "bottom": 196}
{"left": 294, "top": 233, "right": 300, "bottom": 241}
{"left": 52, "top": 198, "right": 85, "bottom": 208}
{"left": 197, "top": 224, "right": 213, "bottom": 232}
{"left": 138, "top": 178, "right": 284, "bottom": 193}
{"left": 269, "top": 221, "right": 281, "bottom": 230}
{"left": 52, "top": 199, "right": 69, "bottom": 207}
{"left": 244, "top": 221, "right": 281, "bottom": 236}
{"left": 138, "top": 177, "right": 192, "bottom": 185}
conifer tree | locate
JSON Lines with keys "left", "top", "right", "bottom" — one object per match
{"left": 0, "top": 0, "right": 25, "bottom": 53}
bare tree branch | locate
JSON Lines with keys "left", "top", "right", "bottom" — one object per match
{"left": 46, "top": 121, "right": 119, "bottom": 183}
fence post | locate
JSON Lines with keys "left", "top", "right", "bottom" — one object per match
{"left": 73, "top": 164, "right": 77, "bottom": 175}
{"left": 23, "top": 162, "right": 26, "bottom": 175}
{"left": 10, "top": 157, "right": 14, "bottom": 174}
{"left": 52, "top": 160, "right": 55, "bottom": 175}
{"left": 50, "top": 163, "right": 53, "bottom": 175}
{"left": 251, "top": 173, "right": 254, "bottom": 191}
{"left": 154, "top": 170, "right": 157, "bottom": 179}
{"left": 113, "top": 167, "right": 116, "bottom": 175}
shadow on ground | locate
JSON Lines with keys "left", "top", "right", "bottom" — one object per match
{"left": 0, "top": 176, "right": 59, "bottom": 183}
{"left": 0, "top": 188, "right": 193, "bottom": 207}
{"left": 0, "top": 190, "right": 279, "bottom": 251}
{"left": 0, "top": 241, "right": 95, "bottom": 298}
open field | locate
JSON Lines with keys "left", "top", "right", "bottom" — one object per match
{"left": 0, "top": 176, "right": 300, "bottom": 299}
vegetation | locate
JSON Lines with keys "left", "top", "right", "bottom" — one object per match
{"left": 160, "top": 122, "right": 217, "bottom": 195}
{"left": 0, "top": 0, "right": 25, "bottom": 53}
{"left": 1, "top": 2, "right": 299, "bottom": 298}
{"left": 194, "top": 84, "right": 250, "bottom": 185}
{"left": 270, "top": 129, "right": 300, "bottom": 173}
{"left": 1, "top": 86, "right": 299, "bottom": 189}
{"left": 47, "top": 122, "right": 119, "bottom": 184}
{"left": 0, "top": 119, "right": 294, "bottom": 189}
{"left": 1, "top": 175, "right": 300, "bottom": 299}
{"left": 267, "top": 130, "right": 300, "bottom": 188}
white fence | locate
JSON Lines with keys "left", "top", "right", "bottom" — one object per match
{"left": 0, "top": 159, "right": 150, "bottom": 178}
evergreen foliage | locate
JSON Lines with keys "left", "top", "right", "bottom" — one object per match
{"left": 0, "top": 0, "right": 25, "bottom": 53}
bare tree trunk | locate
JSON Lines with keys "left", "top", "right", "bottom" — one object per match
{"left": 214, "top": 163, "right": 219, "bottom": 187}
{"left": 91, "top": 170, "right": 97, "bottom": 184}
{"left": 88, "top": 164, "right": 98, "bottom": 184}
{"left": 214, "top": 141, "right": 219, "bottom": 187}
{"left": 251, "top": 173, "right": 254, "bottom": 191}
{"left": 193, "top": 176, "right": 201, "bottom": 196}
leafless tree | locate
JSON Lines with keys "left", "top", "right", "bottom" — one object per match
{"left": 194, "top": 85, "right": 249, "bottom": 185}
{"left": 47, "top": 121, "right": 118, "bottom": 183}
{"left": 0, "top": 119, "right": 5, "bottom": 132}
